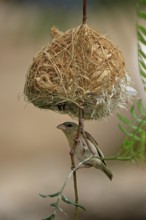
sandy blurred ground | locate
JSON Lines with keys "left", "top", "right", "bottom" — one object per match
{"left": 0, "top": 1, "right": 146, "bottom": 220}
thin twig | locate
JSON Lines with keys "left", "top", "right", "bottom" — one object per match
{"left": 70, "top": 104, "right": 84, "bottom": 220}
{"left": 82, "top": 0, "right": 87, "bottom": 24}
{"left": 70, "top": 0, "right": 87, "bottom": 215}
{"left": 47, "top": 157, "right": 93, "bottom": 219}
{"left": 104, "top": 156, "right": 134, "bottom": 161}
{"left": 76, "top": 100, "right": 96, "bottom": 155}
{"left": 70, "top": 149, "right": 79, "bottom": 220}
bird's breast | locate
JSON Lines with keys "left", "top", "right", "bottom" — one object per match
{"left": 75, "top": 141, "right": 91, "bottom": 161}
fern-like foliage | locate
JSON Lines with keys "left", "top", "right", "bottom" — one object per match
{"left": 116, "top": 0, "right": 146, "bottom": 162}
{"left": 117, "top": 100, "right": 146, "bottom": 161}
{"left": 137, "top": 0, "right": 146, "bottom": 91}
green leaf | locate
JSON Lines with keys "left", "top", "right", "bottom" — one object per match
{"left": 139, "top": 0, "right": 146, "bottom": 4}
{"left": 140, "top": 67, "right": 146, "bottom": 78}
{"left": 118, "top": 124, "right": 129, "bottom": 135}
{"left": 50, "top": 203, "right": 57, "bottom": 207}
{"left": 138, "top": 11, "right": 146, "bottom": 20}
{"left": 137, "top": 99, "right": 145, "bottom": 115}
{"left": 117, "top": 114, "right": 132, "bottom": 125}
{"left": 139, "top": 118, "right": 146, "bottom": 125}
{"left": 140, "top": 130, "right": 146, "bottom": 142}
{"left": 39, "top": 192, "right": 60, "bottom": 198}
{"left": 131, "top": 125, "right": 145, "bottom": 134}
{"left": 122, "top": 139, "right": 134, "bottom": 150}
{"left": 129, "top": 133, "right": 142, "bottom": 142}
{"left": 61, "top": 195, "right": 86, "bottom": 211}
{"left": 119, "top": 124, "right": 143, "bottom": 142}
{"left": 61, "top": 195, "right": 72, "bottom": 204}
{"left": 39, "top": 194, "right": 50, "bottom": 198}
{"left": 48, "top": 192, "right": 60, "bottom": 198}
{"left": 130, "top": 105, "right": 138, "bottom": 121}
{"left": 42, "top": 214, "right": 55, "bottom": 220}
{"left": 138, "top": 31, "right": 146, "bottom": 44}
{"left": 138, "top": 25, "right": 146, "bottom": 35}
{"left": 138, "top": 48, "right": 146, "bottom": 59}
{"left": 139, "top": 60, "right": 146, "bottom": 71}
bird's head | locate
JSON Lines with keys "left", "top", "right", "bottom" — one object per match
{"left": 57, "top": 122, "right": 78, "bottom": 135}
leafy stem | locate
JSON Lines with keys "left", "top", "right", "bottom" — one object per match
{"left": 40, "top": 158, "right": 91, "bottom": 220}
{"left": 41, "top": 151, "right": 141, "bottom": 220}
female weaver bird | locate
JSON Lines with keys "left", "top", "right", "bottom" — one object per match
{"left": 57, "top": 122, "right": 113, "bottom": 180}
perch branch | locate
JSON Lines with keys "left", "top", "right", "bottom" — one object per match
{"left": 70, "top": 103, "right": 84, "bottom": 220}
{"left": 70, "top": 148, "right": 79, "bottom": 220}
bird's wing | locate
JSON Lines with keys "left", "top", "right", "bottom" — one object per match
{"left": 85, "top": 131, "right": 106, "bottom": 165}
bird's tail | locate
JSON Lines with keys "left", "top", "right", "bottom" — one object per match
{"left": 100, "top": 164, "right": 113, "bottom": 180}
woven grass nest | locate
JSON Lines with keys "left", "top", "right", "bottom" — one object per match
{"left": 24, "top": 24, "right": 135, "bottom": 119}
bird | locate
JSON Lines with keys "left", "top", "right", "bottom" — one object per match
{"left": 57, "top": 122, "right": 113, "bottom": 180}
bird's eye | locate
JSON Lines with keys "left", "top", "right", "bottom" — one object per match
{"left": 66, "top": 123, "right": 73, "bottom": 128}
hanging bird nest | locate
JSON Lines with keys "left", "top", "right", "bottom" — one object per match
{"left": 24, "top": 24, "right": 135, "bottom": 119}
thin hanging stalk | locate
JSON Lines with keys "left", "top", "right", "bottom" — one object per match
{"left": 82, "top": 0, "right": 87, "bottom": 24}
{"left": 70, "top": 102, "right": 84, "bottom": 220}
{"left": 69, "top": 0, "right": 88, "bottom": 218}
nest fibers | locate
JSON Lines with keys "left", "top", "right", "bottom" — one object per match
{"left": 24, "top": 24, "right": 136, "bottom": 120}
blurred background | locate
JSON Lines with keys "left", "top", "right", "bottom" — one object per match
{"left": 0, "top": 0, "right": 146, "bottom": 220}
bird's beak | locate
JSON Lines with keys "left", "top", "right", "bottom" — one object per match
{"left": 57, "top": 124, "right": 66, "bottom": 131}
